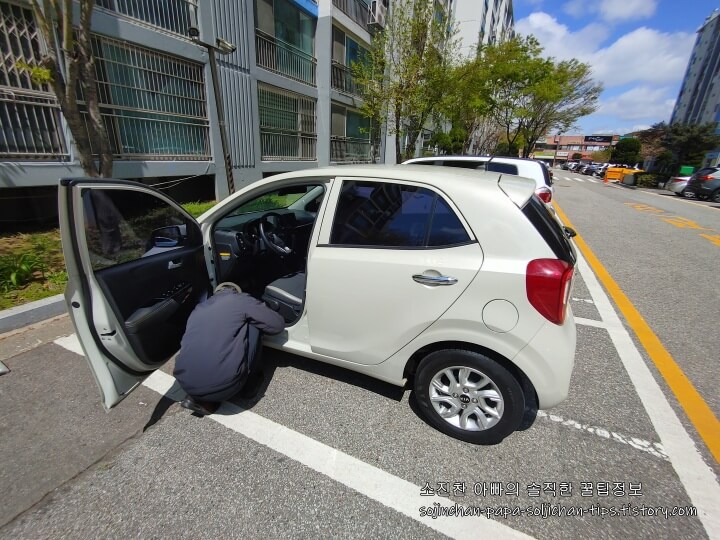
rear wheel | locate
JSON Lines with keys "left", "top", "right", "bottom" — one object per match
{"left": 675, "top": 190, "right": 686, "bottom": 197}
{"left": 711, "top": 189, "right": 720, "bottom": 203}
{"left": 414, "top": 350, "right": 524, "bottom": 444}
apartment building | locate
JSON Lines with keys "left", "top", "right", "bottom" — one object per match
{"left": 669, "top": 8, "right": 720, "bottom": 167}
{"left": 0, "top": 0, "right": 385, "bottom": 223}
{"left": 454, "top": 0, "right": 513, "bottom": 58}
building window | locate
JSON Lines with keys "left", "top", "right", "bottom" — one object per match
{"left": 255, "top": 0, "right": 317, "bottom": 86}
{"left": 331, "top": 103, "right": 371, "bottom": 163}
{"left": 96, "top": 0, "right": 198, "bottom": 37}
{"left": 331, "top": 27, "right": 367, "bottom": 96}
{"left": 258, "top": 83, "right": 316, "bottom": 160}
{"left": 1, "top": 2, "right": 66, "bottom": 160}
{"left": 84, "top": 36, "right": 210, "bottom": 160}
{"left": 332, "top": 0, "right": 370, "bottom": 29}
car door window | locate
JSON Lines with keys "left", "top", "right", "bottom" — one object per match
{"left": 330, "top": 180, "right": 470, "bottom": 248}
{"left": 443, "top": 161, "right": 485, "bottom": 170}
{"left": 82, "top": 189, "right": 197, "bottom": 271}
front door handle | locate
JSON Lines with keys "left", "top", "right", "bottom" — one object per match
{"left": 412, "top": 274, "right": 458, "bottom": 286}
{"left": 168, "top": 260, "right": 183, "bottom": 270}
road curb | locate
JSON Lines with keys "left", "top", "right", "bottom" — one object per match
{"left": 0, "top": 294, "right": 66, "bottom": 335}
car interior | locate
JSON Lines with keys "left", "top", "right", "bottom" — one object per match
{"left": 211, "top": 183, "right": 326, "bottom": 324}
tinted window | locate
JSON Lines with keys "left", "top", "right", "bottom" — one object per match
{"left": 427, "top": 197, "right": 470, "bottom": 246}
{"left": 443, "top": 161, "right": 484, "bottom": 170}
{"left": 484, "top": 162, "right": 519, "bottom": 175}
{"left": 330, "top": 181, "right": 470, "bottom": 248}
{"left": 82, "top": 188, "right": 196, "bottom": 271}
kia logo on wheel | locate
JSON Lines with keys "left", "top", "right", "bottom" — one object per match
{"left": 459, "top": 395, "right": 471, "bottom": 404}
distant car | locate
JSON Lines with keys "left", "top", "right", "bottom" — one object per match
{"left": 567, "top": 163, "right": 580, "bottom": 171}
{"left": 665, "top": 176, "right": 692, "bottom": 197}
{"left": 403, "top": 155, "right": 555, "bottom": 204}
{"left": 582, "top": 165, "right": 598, "bottom": 176}
{"left": 685, "top": 167, "right": 720, "bottom": 202}
{"left": 59, "top": 165, "right": 577, "bottom": 445}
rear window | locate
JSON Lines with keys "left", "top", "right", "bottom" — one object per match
{"left": 522, "top": 197, "right": 576, "bottom": 264}
{"left": 485, "top": 162, "right": 519, "bottom": 175}
{"left": 442, "top": 161, "right": 485, "bottom": 170}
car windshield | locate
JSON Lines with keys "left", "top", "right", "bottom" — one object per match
{"left": 225, "top": 187, "right": 312, "bottom": 216}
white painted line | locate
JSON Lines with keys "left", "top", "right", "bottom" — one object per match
{"left": 575, "top": 177, "right": 585, "bottom": 182}
{"left": 54, "top": 335, "right": 534, "bottom": 540}
{"left": 562, "top": 176, "right": 572, "bottom": 181}
{"left": 575, "top": 251, "right": 720, "bottom": 537}
{"left": 0, "top": 294, "right": 64, "bottom": 320}
{"left": 571, "top": 297, "right": 595, "bottom": 304}
{"left": 574, "top": 317, "right": 608, "bottom": 329}
{"left": 535, "top": 410, "right": 668, "bottom": 460}
{"left": 586, "top": 178, "right": 598, "bottom": 183}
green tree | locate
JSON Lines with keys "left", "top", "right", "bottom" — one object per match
{"left": 479, "top": 36, "right": 551, "bottom": 154}
{"left": 27, "top": 0, "right": 113, "bottom": 177}
{"left": 662, "top": 122, "right": 720, "bottom": 170}
{"left": 591, "top": 149, "right": 611, "bottom": 163}
{"left": 519, "top": 59, "right": 602, "bottom": 158}
{"left": 352, "top": 0, "right": 457, "bottom": 162}
{"left": 610, "top": 138, "right": 641, "bottom": 165}
{"left": 571, "top": 152, "right": 582, "bottom": 160}
{"left": 429, "top": 126, "right": 467, "bottom": 154}
{"left": 494, "top": 141, "right": 520, "bottom": 157}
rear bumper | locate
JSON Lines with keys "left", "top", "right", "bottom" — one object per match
{"left": 511, "top": 311, "right": 577, "bottom": 409}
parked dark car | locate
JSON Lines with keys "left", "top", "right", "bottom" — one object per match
{"left": 582, "top": 165, "right": 598, "bottom": 175}
{"left": 685, "top": 167, "right": 720, "bottom": 202}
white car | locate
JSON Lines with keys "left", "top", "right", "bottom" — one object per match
{"left": 60, "top": 165, "right": 576, "bottom": 444}
{"left": 403, "top": 156, "right": 555, "bottom": 204}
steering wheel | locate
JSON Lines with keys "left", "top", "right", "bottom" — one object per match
{"left": 258, "top": 213, "right": 293, "bottom": 256}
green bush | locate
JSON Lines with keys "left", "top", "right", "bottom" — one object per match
{"left": 0, "top": 252, "right": 47, "bottom": 291}
{"left": 635, "top": 172, "right": 669, "bottom": 188}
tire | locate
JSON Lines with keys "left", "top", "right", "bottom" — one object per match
{"left": 413, "top": 350, "right": 525, "bottom": 444}
{"left": 675, "top": 190, "right": 685, "bottom": 197}
{"left": 711, "top": 189, "right": 720, "bottom": 203}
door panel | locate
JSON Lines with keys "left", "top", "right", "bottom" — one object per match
{"left": 306, "top": 177, "right": 482, "bottom": 365}
{"left": 60, "top": 180, "right": 209, "bottom": 409}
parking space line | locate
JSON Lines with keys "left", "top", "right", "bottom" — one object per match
{"left": 556, "top": 203, "right": 720, "bottom": 538}
{"left": 534, "top": 410, "right": 668, "bottom": 460}
{"left": 575, "top": 178, "right": 585, "bottom": 182}
{"left": 53, "top": 335, "right": 534, "bottom": 540}
{"left": 574, "top": 317, "right": 607, "bottom": 329}
{"left": 586, "top": 178, "right": 598, "bottom": 183}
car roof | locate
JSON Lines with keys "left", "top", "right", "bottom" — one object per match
{"left": 258, "top": 164, "right": 527, "bottom": 192}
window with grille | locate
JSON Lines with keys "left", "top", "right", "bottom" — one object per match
{"left": 258, "top": 83, "right": 316, "bottom": 160}
{"left": 0, "top": 1, "right": 67, "bottom": 159}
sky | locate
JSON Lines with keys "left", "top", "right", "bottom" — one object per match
{"left": 512, "top": 0, "right": 717, "bottom": 135}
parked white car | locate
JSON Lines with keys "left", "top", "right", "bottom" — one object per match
{"left": 60, "top": 165, "right": 577, "bottom": 444}
{"left": 402, "top": 156, "right": 555, "bottom": 204}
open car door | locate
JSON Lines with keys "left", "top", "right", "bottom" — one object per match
{"left": 59, "top": 179, "right": 211, "bottom": 409}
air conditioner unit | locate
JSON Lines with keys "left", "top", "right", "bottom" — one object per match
{"left": 369, "top": 0, "right": 386, "bottom": 28}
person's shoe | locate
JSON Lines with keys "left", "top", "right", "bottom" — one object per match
{"left": 180, "top": 397, "right": 219, "bottom": 416}
{"left": 238, "top": 372, "right": 265, "bottom": 399}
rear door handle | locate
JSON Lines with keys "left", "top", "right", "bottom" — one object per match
{"left": 168, "top": 260, "right": 183, "bottom": 270}
{"left": 412, "top": 274, "right": 458, "bottom": 286}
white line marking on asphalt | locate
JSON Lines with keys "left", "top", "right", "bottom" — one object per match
{"left": 574, "top": 317, "right": 608, "bottom": 329}
{"left": 572, "top": 297, "right": 595, "bottom": 304}
{"left": 562, "top": 176, "right": 572, "bottom": 181}
{"left": 534, "top": 410, "right": 668, "bottom": 460}
{"left": 586, "top": 178, "right": 598, "bottom": 183}
{"left": 53, "top": 335, "right": 534, "bottom": 540}
{"left": 575, "top": 251, "right": 720, "bottom": 537}
{"left": 575, "top": 177, "right": 585, "bottom": 182}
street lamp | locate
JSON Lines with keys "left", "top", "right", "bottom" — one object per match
{"left": 188, "top": 27, "right": 237, "bottom": 195}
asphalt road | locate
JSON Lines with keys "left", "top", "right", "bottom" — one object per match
{"left": 0, "top": 172, "right": 718, "bottom": 539}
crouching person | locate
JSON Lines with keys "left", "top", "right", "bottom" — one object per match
{"left": 174, "top": 282, "right": 285, "bottom": 415}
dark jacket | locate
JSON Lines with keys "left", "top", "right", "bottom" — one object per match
{"left": 174, "top": 290, "right": 285, "bottom": 397}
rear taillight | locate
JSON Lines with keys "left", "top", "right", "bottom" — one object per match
{"left": 697, "top": 175, "right": 714, "bottom": 181}
{"left": 526, "top": 259, "right": 574, "bottom": 325}
{"left": 536, "top": 187, "right": 552, "bottom": 203}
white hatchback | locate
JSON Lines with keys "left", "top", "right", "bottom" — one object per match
{"left": 60, "top": 165, "right": 576, "bottom": 444}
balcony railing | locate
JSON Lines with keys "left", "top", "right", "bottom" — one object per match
{"left": 331, "top": 136, "right": 372, "bottom": 163}
{"left": 332, "top": 0, "right": 370, "bottom": 29}
{"left": 260, "top": 130, "right": 316, "bottom": 161}
{"left": 0, "top": 89, "right": 68, "bottom": 159}
{"left": 331, "top": 62, "right": 363, "bottom": 97}
{"left": 256, "top": 30, "right": 317, "bottom": 87}
{"left": 96, "top": 0, "right": 198, "bottom": 37}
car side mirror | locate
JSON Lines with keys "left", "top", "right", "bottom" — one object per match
{"left": 151, "top": 225, "right": 184, "bottom": 248}
{"left": 563, "top": 226, "right": 577, "bottom": 238}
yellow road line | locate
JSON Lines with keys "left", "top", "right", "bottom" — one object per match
{"left": 554, "top": 202, "right": 720, "bottom": 464}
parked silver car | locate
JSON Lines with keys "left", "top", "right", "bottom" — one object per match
{"left": 665, "top": 176, "right": 691, "bottom": 197}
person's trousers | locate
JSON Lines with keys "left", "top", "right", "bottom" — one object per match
{"left": 190, "top": 326, "right": 264, "bottom": 403}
